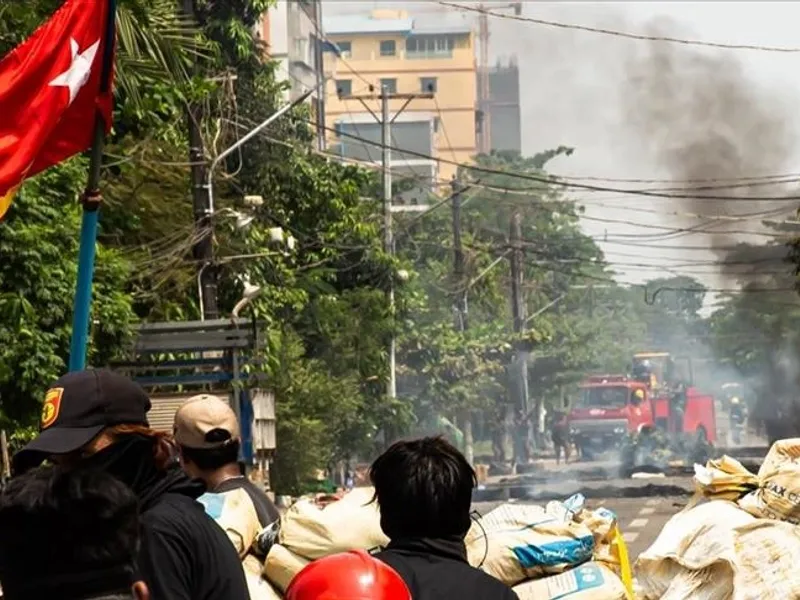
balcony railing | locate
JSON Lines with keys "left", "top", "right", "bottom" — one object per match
{"left": 335, "top": 49, "right": 462, "bottom": 63}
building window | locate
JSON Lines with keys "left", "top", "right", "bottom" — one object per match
{"left": 420, "top": 77, "right": 438, "bottom": 93}
{"left": 337, "top": 40, "right": 352, "bottom": 58}
{"left": 433, "top": 117, "right": 440, "bottom": 133}
{"left": 379, "top": 40, "right": 396, "bottom": 57}
{"left": 406, "top": 35, "right": 455, "bottom": 58}
{"left": 336, "top": 79, "right": 352, "bottom": 97}
{"left": 379, "top": 78, "right": 397, "bottom": 94}
{"left": 334, "top": 122, "right": 343, "bottom": 138}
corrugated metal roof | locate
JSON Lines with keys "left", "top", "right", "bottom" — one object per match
{"left": 324, "top": 15, "right": 413, "bottom": 36}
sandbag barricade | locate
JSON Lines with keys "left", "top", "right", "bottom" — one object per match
{"left": 465, "top": 494, "right": 632, "bottom": 599}
{"left": 277, "top": 486, "right": 388, "bottom": 560}
{"left": 245, "top": 487, "right": 631, "bottom": 599}
{"left": 636, "top": 499, "right": 800, "bottom": 600}
{"left": 512, "top": 562, "right": 628, "bottom": 600}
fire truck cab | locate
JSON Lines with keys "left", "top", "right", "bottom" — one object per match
{"left": 569, "top": 375, "right": 654, "bottom": 455}
{"left": 632, "top": 352, "right": 717, "bottom": 444}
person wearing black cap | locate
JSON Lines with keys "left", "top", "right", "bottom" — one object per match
{"left": 0, "top": 466, "right": 149, "bottom": 599}
{"left": 12, "top": 369, "right": 249, "bottom": 600}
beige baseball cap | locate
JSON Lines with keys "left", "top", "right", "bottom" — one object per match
{"left": 173, "top": 394, "right": 240, "bottom": 449}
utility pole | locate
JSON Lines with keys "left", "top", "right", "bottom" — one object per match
{"left": 509, "top": 212, "right": 531, "bottom": 465}
{"left": 182, "top": 0, "right": 218, "bottom": 321}
{"left": 477, "top": 5, "right": 491, "bottom": 155}
{"left": 347, "top": 87, "right": 434, "bottom": 407}
{"left": 451, "top": 178, "right": 474, "bottom": 465}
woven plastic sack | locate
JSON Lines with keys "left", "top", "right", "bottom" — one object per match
{"left": 243, "top": 555, "right": 283, "bottom": 600}
{"left": 693, "top": 455, "right": 758, "bottom": 502}
{"left": 263, "top": 543, "right": 311, "bottom": 593}
{"left": 278, "top": 487, "right": 388, "bottom": 560}
{"left": 512, "top": 562, "right": 628, "bottom": 600}
{"left": 465, "top": 502, "right": 595, "bottom": 586}
{"left": 636, "top": 499, "right": 800, "bottom": 600}
{"left": 198, "top": 488, "right": 261, "bottom": 557}
{"left": 738, "top": 438, "right": 800, "bottom": 523}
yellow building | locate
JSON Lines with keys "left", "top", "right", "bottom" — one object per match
{"left": 322, "top": 10, "right": 477, "bottom": 186}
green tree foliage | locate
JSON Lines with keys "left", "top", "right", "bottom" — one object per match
{"left": 395, "top": 150, "right": 653, "bottom": 460}
{"left": 0, "top": 159, "right": 134, "bottom": 426}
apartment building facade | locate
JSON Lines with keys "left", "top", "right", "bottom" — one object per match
{"left": 488, "top": 58, "right": 522, "bottom": 153}
{"left": 258, "top": 1, "right": 325, "bottom": 144}
{"left": 322, "top": 10, "right": 477, "bottom": 186}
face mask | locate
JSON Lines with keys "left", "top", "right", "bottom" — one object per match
{"left": 75, "top": 435, "right": 160, "bottom": 497}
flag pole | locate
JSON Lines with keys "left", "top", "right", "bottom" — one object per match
{"left": 68, "top": 0, "right": 118, "bottom": 372}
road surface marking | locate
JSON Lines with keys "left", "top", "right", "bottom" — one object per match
{"left": 623, "top": 531, "right": 639, "bottom": 542}
{"left": 629, "top": 518, "right": 649, "bottom": 529}
{"left": 639, "top": 507, "right": 656, "bottom": 516}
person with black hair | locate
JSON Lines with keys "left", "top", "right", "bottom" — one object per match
{"left": 12, "top": 370, "right": 249, "bottom": 600}
{"left": 173, "top": 394, "right": 279, "bottom": 527}
{"left": 0, "top": 466, "right": 148, "bottom": 600}
{"left": 371, "top": 436, "right": 519, "bottom": 600}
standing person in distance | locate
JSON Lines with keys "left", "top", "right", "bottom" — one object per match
{"left": 173, "top": 394, "right": 279, "bottom": 528}
{"left": 0, "top": 466, "right": 149, "bottom": 600}
{"left": 371, "top": 436, "right": 519, "bottom": 600}
{"left": 11, "top": 369, "right": 249, "bottom": 600}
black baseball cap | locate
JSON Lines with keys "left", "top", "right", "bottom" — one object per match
{"left": 13, "top": 369, "right": 151, "bottom": 472}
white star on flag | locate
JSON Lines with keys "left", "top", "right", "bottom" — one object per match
{"left": 49, "top": 37, "right": 101, "bottom": 106}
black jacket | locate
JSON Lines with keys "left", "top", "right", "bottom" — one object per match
{"left": 138, "top": 469, "right": 250, "bottom": 600}
{"left": 375, "top": 537, "right": 519, "bottom": 600}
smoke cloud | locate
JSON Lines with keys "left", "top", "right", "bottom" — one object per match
{"left": 619, "top": 17, "right": 797, "bottom": 285}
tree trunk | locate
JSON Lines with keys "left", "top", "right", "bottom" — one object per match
{"left": 462, "top": 411, "right": 474, "bottom": 465}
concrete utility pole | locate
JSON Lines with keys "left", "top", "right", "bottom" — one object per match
{"left": 347, "top": 86, "right": 434, "bottom": 403}
{"left": 451, "top": 178, "right": 474, "bottom": 465}
{"left": 509, "top": 211, "right": 531, "bottom": 463}
{"left": 182, "top": 0, "right": 218, "bottom": 321}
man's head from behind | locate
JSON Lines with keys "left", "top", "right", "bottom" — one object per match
{"left": 0, "top": 466, "right": 147, "bottom": 600}
{"left": 173, "top": 394, "right": 241, "bottom": 481}
{"left": 370, "top": 436, "right": 476, "bottom": 540}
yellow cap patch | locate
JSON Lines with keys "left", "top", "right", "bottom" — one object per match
{"left": 41, "top": 387, "right": 64, "bottom": 429}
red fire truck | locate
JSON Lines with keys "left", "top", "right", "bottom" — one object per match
{"left": 569, "top": 353, "right": 717, "bottom": 457}
{"left": 569, "top": 375, "right": 654, "bottom": 456}
{"left": 631, "top": 352, "right": 717, "bottom": 445}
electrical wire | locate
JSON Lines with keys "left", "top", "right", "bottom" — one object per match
{"left": 437, "top": 1, "right": 800, "bottom": 53}
{"left": 302, "top": 117, "right": 800, "bottom": 203}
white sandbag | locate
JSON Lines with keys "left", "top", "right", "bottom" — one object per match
{"left": 263, "top": 543, "right": 310, "bottom": 593}
{"left": 279, "top": 487, "right": 388, "bottom": 560}
{"left": 243, "top": 555, "right": 283, "bottom": 600}
{"left": 198, "top": 488, "right": 261, "bottom": 557}
{"left": 738, "top": 438, "right": 800, "bottom": 523}
{"left": 693, "top": 456, "right": 758, "bottom": 502}
{"left": 636, "top": 499, "right": 800, "bottom": 600}
{"left": 465, "top": 502, "right": 595, "bottom": 586}
{"left": 512, "top": 562, "right": 627, "bottom": 600}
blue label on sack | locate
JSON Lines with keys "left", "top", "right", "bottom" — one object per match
{"left": 538, "top": 563, "right": 607, "bottom": 599}
{"left": 198, "top": 492, "right": 226, "bottom": 520}
{"left": 512, "top": 535, "right": 595, "bottom": 568}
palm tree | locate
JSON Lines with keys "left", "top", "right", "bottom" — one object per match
{"left": 116, "top": 0, "right": 214, "bottom": 106}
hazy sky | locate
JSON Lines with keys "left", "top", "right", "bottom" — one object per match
{"left": 323, "top": 2, "right": 800, "bottom": 302}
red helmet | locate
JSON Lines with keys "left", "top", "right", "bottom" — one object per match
{"left": 286, "top": 550, "right": 411, "bottom": 600}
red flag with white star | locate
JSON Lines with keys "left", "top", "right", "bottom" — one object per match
{"left": 0, "top": 0, "right": 115, "bottom": 219}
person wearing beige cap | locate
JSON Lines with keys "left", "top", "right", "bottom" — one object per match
{"left": 173, "top": 394, "right": 279, "bottom": 527}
